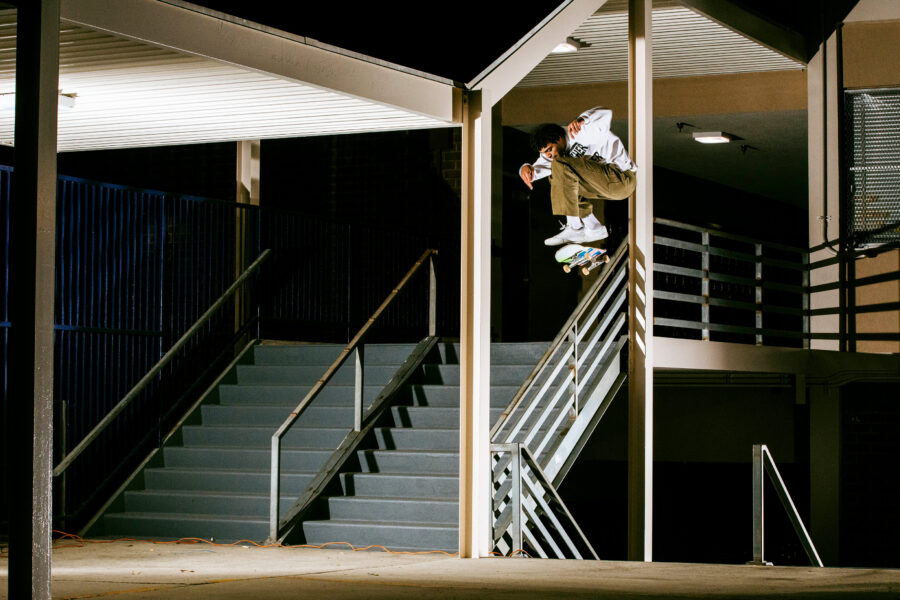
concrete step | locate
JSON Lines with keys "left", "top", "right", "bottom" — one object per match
{"left": 143, "top": 467, "right": 314, "bottom": 496}
{"left": 252, "top": 343, "right": 416, "bottom": 366}
{"left": 218, "top": 384, "right": 382, "bottom": 407}
{"left": 419, "top": 364, "right": 535, "bottom": 386}
{"left": 434, "top": 342, "right": 550, "bottom": 365}
{"left": 388, "top": 406, "right": 504, "bottom": 429}
{"left": 123, "top": 489, "right": 295, "bottom": 517}
{"left": 372, "top": 427, "right": 458, "bottom": 451}
{"left": 200, "top": 404, "right": 356, "bottom": 427}
{"left": 339, "top": 472, "right": 457, "bottom": 499}
{"left": 405, "top": 384, "right": 520, "bottom": 407}
{"left": 301, "top": 519, "right": 456, "bottom": 553}
{"left": 100, "top": 512, "right": 267, "bottom": 543}
{"left": 235, "top": 364, "right": 401, "bottom": 386}
{"left": 163, "top": 446, "right": 334, "bottom": 472}
{"left": 324, "top": 496, "right": 458, "bottom": 525}
{"left": 356, "top": 449, "right": 458, "bottom": 474}
{"left": 181, "top": 425, "right": 350, "bottom": 448}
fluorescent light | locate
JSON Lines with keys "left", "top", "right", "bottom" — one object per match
{"left": 693, "top": 131, "right": 732, "bottom": 144}
{"left": 552, "top": 36, "right": 589, "bottom": 54}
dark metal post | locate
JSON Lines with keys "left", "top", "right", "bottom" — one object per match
{"left": 8, "top": 1, "right": 60, "bottom": 598}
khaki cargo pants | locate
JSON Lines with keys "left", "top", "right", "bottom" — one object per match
{"left": 549, "top": 156, "right": 636, "bottom": 218}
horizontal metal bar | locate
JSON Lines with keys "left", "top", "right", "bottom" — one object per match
{"left": 654, "top": 290, "right": 804, "bottom": 316}
{"left": 53, "top": 324, "right": 162, "bottom": 336}
{"left": 654, "top": 317, "right": 808, "bottom": 339}
{"left": 654, "top": 217, "right": 806, "bottom": 254}
{"left": 654, "top": 263, "right": 805, "bottom": 294}
{"left": 809, "top": 301, "right": 900, "bottom": 316}
{"left": 809, "top": 270, "right": 900, "bottom": 294}
{"left": 655, "top": 235, "right": 805, "bottom": 272}
{"left": 53, "top": 248, "right": 272, "bottom": 478}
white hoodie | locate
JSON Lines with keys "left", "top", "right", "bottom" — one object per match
{"left": 528, "top": 107, "right": 636, "bottom": 181}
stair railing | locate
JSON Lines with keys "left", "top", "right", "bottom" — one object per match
{"left": 750, "top": 444, "right": 823, "bottom": 567}
{"left": 52, "top": 248, "right": 272, "bottom": 479}
{"left": 269, "top": 249, "right": 438, "bottom": 543}
{"left": 490, "top": 237, "right": 630, "bottom": 558}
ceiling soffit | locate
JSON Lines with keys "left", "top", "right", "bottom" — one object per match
{"left": 517, "top": 3, "right": 805, "bottom": 88}
{"left": 0, "top": 11, "right": 449, "bottom": 152}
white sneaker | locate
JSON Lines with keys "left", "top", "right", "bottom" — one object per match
{"left": 582, "top": 225, "right": 609, "bottom": 242}
{"left": 544, "top": 223, "right": 587, "bottom": 246}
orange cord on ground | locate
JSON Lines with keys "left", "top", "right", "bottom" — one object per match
{"left": 48, "top": 530, "right": 459, "bottom": 556}
{"left": 1, "top": 531, "right": 529, "bottom": 558}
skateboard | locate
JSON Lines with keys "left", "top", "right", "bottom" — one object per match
{"left": 554, "top": 244, "right": 609, "bottom": 275}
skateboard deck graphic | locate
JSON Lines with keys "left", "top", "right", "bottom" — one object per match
{"left": 554, "top": 244, "right": 609, "bottom": 275}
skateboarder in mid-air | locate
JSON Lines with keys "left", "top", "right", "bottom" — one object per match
{"left": 520, "top": 106, "right": 637, "bottom": 247}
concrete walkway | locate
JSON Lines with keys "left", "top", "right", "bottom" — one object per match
{"left": 2, "top": 540, "right": 899, "bottom": 599}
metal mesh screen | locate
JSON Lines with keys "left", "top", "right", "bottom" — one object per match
{"left": 845, "top": 88, "right": 900, "bottom": 248}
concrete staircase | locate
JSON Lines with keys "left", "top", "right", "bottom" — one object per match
{"left": 92, "top": 340, "right": 548, "bottom": 551}
{"left": 93, "top": 342, "right": 416, "bottom": 542}
{"left": 297, "top": 341, "right": 548, "bottom": 553}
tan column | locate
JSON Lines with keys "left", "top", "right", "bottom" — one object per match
{"left": 459, "top": 89, "right": 492, "bottom": 558}
{"left": 8, "top": 2, "right": 60, "bottom": 598}
{"left": 235, "top": 140, "right": 260, "bottom": 332}
{"left": 809, "top": 385, "right": 841, "bottom": 565}
{"left": 628, "top": 0, "right": 654, "bottom": 562}
{"left": 808, "top": 35, "right": 842, "bottom": 351}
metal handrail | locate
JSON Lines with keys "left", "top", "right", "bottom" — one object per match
{"left": 491, "top": 442, "right": 598, "bottom": 559}
{"left": 491, "top": 237, "right": 630, "bottom": 442}
{"left": 269, "top": 248, "right": 438, "bottom": 541}
{"left": 53, "top": 248, "right": 272, "bottom": 478}
{"left": 750, "top": 444, "right": 823, "bottom": 567}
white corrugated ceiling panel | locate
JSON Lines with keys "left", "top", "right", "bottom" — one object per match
{"left": 517, "top": 4, "right": 804, "bottom": 88}
{"left": 0, "top": 11, "right": 449, "bottom": 152}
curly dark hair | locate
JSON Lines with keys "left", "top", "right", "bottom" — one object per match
{"left": 529, "top": 123, "right": 566, "bottom": 153}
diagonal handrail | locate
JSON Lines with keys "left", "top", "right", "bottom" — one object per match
{"left": 492, "top": 237, "right": 629, "bottom": 445}
{"left": 489, "top": 237, "right": 630, "bottom": 558}
{"left": 751, "top": 444, "right": 823, "bottom": 567}
{"left": 53, "top": 248, "right": 272, "bottom": 478}
{"left": 269, "top": 248, "right": 438, "bottom": 542}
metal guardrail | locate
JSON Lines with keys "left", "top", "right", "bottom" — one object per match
{"left": 52, "top": 248, "right": 272, "bottom": 478}
{"left": 653, "top": 218, "right": 809, "bottom": 346}
{"left": 489, "top": 237, "right": 629, "bottom": 558}
{"left": 268, "top": 249, "right": 438, "bottom": 542}
{"left": 750, "top": 444, "right": 823, "bottom": 567}
{"left": 654, "top": 217, "right": 900, "bottom": 348}
{"left": 490, "top": 443, "right": 597, "bottom": 560}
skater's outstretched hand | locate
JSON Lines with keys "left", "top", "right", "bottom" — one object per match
{"left": 567, "top": 117, "right": 585, "bottom": 137}
{"left": 519, "top": 164, "right": 534, "bottom": 189}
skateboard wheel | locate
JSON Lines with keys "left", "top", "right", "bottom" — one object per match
{"left": 581, "top": 266, "right": 590, "bottom": 276}
{"left": 563, "top": 265, "right": 572, "bottom": 273}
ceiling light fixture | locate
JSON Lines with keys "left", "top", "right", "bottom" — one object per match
{"left": 552, "top": 36, "right": 590, "bottom": 54}
{"left": 0, "top": 90, "right": 77, "bottom": 110}
{"left": 692, "top": 131, "right": 733, "bottom": 144}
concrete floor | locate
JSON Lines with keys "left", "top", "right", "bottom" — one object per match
{"left": 2, "top": 540, "right": 900, "bottom": 599}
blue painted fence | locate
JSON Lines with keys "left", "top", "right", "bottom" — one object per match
{"left": 0, "top": 166, "right": 459, "bottom": 531}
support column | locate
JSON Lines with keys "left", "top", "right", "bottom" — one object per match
{"left": 809, "top": 385, "right": 841, "bottom": 565}
{"left": 235, "top": 140, "right": 260, "bottom": 333}
{"left": 459, "top": 89, "right": 492, "bottom": 558}
{"left": 627, "top": 0, "right": 654, "bottom": 562}
{"left": 8, "top": 1, "right": 60, "bottom": 598}
{"left": 807, "top": 33, "right": 842, "bottom": 351}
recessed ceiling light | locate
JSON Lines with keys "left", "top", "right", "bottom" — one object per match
{"left": 552, "top": 36, "right": 590, "bottom": 54}
{"left": 692, "top": 131, "right": 733, "bottom": 144}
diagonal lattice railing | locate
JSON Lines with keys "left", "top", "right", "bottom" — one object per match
{"left": 490, "top": 237, "right": 630, "bottom": 558}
